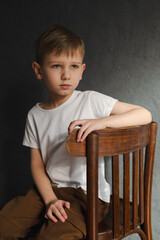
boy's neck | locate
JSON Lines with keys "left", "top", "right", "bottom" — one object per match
{"left": 40, "top": 91, "right": 74, "bottom": 110}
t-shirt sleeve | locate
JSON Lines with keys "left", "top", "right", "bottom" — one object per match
{"left": 23, "top": 113, "right": 40, "bottom": 149}
{"left": 89, "top": 91, "right": 118, "bottom": 118}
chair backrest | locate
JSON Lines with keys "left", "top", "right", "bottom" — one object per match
{"left": 66, "top": 122, "right": 158, "bottom": 240}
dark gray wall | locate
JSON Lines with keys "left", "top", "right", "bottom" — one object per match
{"left": 0, "top": 1, "right": 160, "bottom": 239}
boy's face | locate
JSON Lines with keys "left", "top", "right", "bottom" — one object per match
{"left": 33, "top": 50, "right": 85, "bottom": 102}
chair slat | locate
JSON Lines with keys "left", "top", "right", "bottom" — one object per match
{"left": 112, "top": 155, "right": 120, "bottom": 238}
{"left": 123, "top": 153, "right": 130, "bottom": 234}
{"left": 132, "top": 151, "right": 139, "bottom": 229}
{"left": 139, "top": 148, "right": 144, "bottom": 224}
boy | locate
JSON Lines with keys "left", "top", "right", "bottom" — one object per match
{"left": 0, "top": 25, "right": 152, "bottom": 240}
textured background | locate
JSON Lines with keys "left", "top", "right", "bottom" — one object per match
{"left": 0, "top": 0, "right": 160, "bottom": 239}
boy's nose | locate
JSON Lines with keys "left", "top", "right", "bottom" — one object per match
{"left": 61, "top": 70, "right": 71, "bottom": 80}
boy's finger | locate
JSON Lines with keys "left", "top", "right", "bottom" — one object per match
{"left": 68, "top": 120, "right": 85, "bottom": 133}
{"left": 65, "top": 201, "right": 70, "bottom": 209}
{"left": 53, "top": 207, "right": 66, "bottom": 222}
{"left": 77, "top": 123, "right": 89, "bottom": 142}
{"left": 46, "top": 211, "right": 57, "bottom": 223}
{"left": 58, "top": 207, "right": 68, "bottom": 219}
{"left": 79, "top": 126, "right": 94, "bottom": 142}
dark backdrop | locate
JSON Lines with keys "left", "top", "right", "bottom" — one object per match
{"left": 0, "top": 1, "right": 160, "bottom": 239}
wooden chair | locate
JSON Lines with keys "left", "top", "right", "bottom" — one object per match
{"left": 66, "top": 122, "right": 158, "bottom": 240}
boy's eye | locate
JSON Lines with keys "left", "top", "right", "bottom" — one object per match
{"left": 52, "top": 64, "right": 61, "bottom": 68}
{"left": 71, "top": 65, "right": 79, "bottom": 69}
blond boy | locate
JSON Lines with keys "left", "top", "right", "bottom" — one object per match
{"left": 0, "top": 25, "right": 152, "bottom": 240}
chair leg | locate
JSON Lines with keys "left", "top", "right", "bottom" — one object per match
{"left": 141, "top": 216, "right": 153, "bottom": 240}
{"left": 86, "top": 132, "right": 99, "bottom": 240}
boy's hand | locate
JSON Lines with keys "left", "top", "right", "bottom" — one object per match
{"left": 45, "top": 199, "right": 70, "bottom": 223}
{"left": 68, "top": 118, "right": 107, "bottom": 142}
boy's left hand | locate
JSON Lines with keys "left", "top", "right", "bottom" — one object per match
{"left": 68, "top": 118, "right": 107, "bottom": 142}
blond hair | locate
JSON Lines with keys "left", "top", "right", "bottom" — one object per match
{"left": 35, "top": 24, "right": 85, "bottom": 65}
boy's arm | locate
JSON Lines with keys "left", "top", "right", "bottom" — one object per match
{"left": 105, "top": 101, "right": 152, "bottom": 127}
{"left": 31, "top": 148, "right": 70, "bottom": 222}
{"left": 68, "top": 101, "right": 152, "bottom": 142}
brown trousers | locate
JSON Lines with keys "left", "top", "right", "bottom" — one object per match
{"left": 0, "top": 186, "right": 109, "bottom": 240}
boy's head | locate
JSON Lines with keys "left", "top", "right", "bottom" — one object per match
{"left": 35, "top": 24, "right": 85, "bottom": 66}
{"left": 32, "top": 25, "right": 86, "bottom": 105}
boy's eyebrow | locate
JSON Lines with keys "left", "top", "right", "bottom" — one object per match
{"left": 48, "top": 61, "right": 82, "bottom": 64}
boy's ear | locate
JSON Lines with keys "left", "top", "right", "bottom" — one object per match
{"left": 32, "top": 62, "right": 43, "bottom": 80}
{"left": 80, "top": 63, "right": 86, "bottom": 79}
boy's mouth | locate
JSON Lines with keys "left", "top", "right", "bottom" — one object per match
{"left": 60, "top": 84, "right": 71, "bottom": 89}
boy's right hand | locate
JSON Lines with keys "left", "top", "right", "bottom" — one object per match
{"left": 45, "top": 199, "right": 70, "bottom": 223}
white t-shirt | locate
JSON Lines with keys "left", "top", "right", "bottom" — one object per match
{"left": 23, "top": 90, "right": 118, "bottom": 202}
